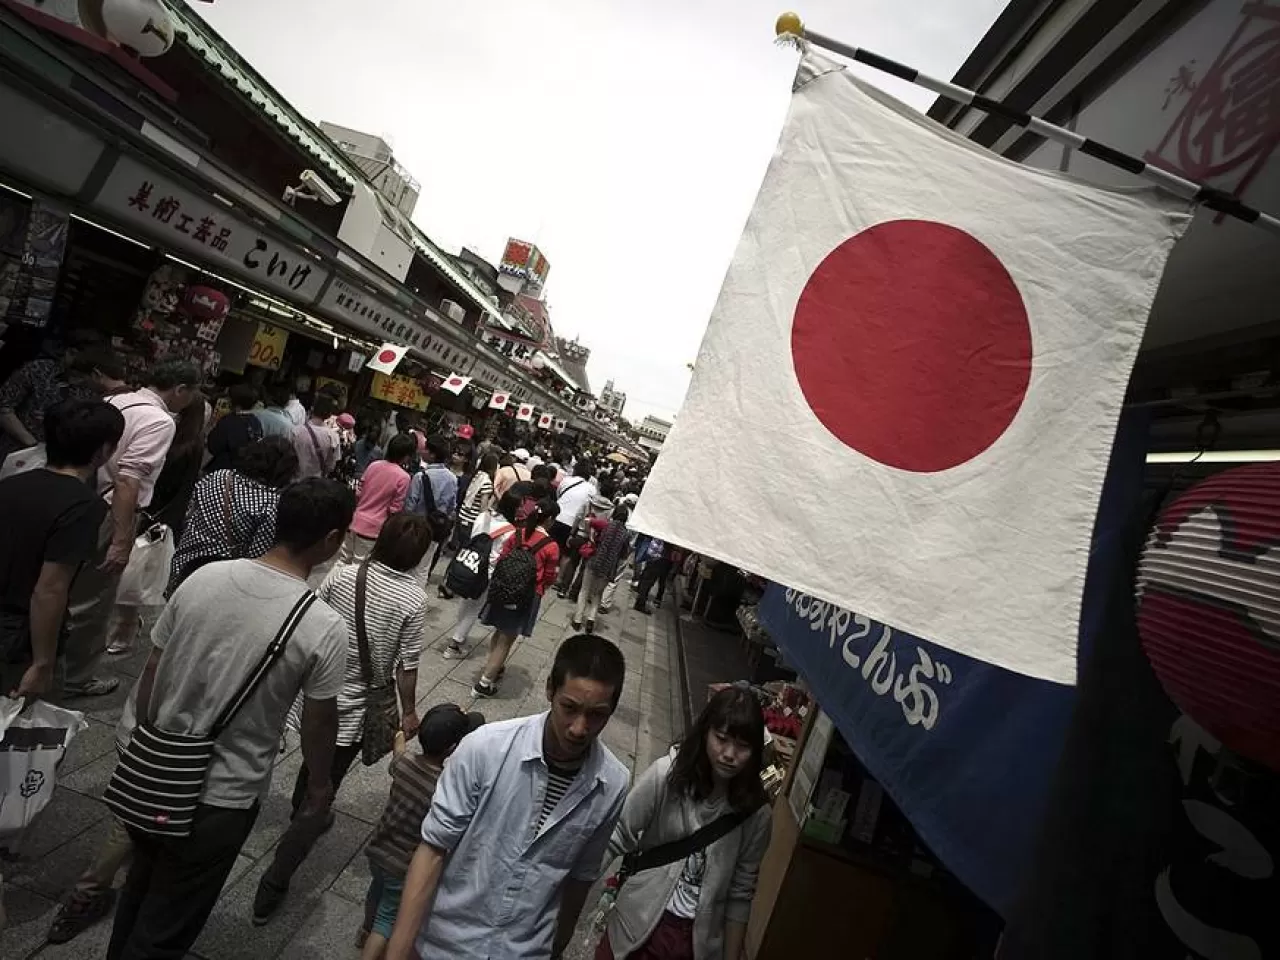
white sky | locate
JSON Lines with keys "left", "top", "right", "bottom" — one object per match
{"left": 199, "top": 0, "right": 1004, "bottom": 422}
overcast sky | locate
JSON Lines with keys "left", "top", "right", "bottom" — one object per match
{"left": 199, "top": 0, "right": 1004, "bottom": 422}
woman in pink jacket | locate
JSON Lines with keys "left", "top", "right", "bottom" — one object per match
{"left": 342, "top": 433, "right": 416, "bottom": 563}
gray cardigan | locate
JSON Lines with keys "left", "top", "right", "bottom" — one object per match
{"left": 604, "top": 753, "right": 772, "bottom": 960}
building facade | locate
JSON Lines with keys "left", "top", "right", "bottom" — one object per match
{"left": 319, "top": 121, "right": 420, "bottom": 218}
{"left": 933, "top": 0, "right": 1280, "bottom": 456}
{"left": 599, "top": 378, "right": 627, "bottom": 418}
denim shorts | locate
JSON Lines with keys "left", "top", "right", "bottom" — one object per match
{"left": 366, "top": 862, "right": 405, "bottom": 939}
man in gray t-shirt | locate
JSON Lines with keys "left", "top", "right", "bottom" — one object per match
{"left": 103, "top": 479, "right": 356, "bottom": 960}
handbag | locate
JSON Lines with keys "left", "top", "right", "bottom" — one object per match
{"left": 354, "top": 561, "right": 400, "bottom": 766}
{"left": 103, "top": 592, "right": 317, "bottom": 837}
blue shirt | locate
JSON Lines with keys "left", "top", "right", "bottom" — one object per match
{"left": 405, "top": 462, "right": 458, "bottom": 516}
{"left": 252, "top": 406, "right": 293, "bottom": 439}
{"left": 416, "top": 712, "right": 629, "bottom": 959}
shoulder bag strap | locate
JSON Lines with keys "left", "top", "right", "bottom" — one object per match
{"left": 557, "top": 478, "right": 585, "bottom": 500}
{"left": 210, "top": 591, "right": 317, "bottom": 737}
{"left": 354, "top": 560, "right": 374, "bottom": 686}
{"left": 221, "top": 472, "right": 238, "bottom": 552}
{"left": 622, "top": 809, "right": 752, "bottom": 878}
{"left": 304, "top": 423, "right": 325, "bottom": 466}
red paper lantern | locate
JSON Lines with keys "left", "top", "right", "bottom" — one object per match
{"left": 1136, "top": 462, "right": 1280, "bottom": 771}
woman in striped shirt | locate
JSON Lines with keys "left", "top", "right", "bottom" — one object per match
{"left": 257, "top": 513, "right": 432, "bottom": 919}
{"left": 438, "top": 453, "right": 497, "bottom": 600}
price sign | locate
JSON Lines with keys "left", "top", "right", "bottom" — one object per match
{"left": 370, "top": 372, "right": 429, "bottom": 412}
{"left": 247, "top": 322, "right": 289, "bottom": 370}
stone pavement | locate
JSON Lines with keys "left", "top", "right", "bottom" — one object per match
{"left": 0, "top": 578, "right": 686, "bottom": 960}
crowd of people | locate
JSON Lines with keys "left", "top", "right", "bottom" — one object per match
{"left": 0, "top": 338, "right": 774, "bottom": 960}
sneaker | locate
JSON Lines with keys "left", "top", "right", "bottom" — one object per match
{"left": 63, "top": 676, "right": 120, "bottom": 699}
{"left": 570, "top": 619, "right": 582, "bottom": 631}
{"left": 48, "top": 888, "right": 116, "bottom": 944}
{"left": 473, "top": 677, "right": 499, "bottom": 698}
{"left": 252, "top": 878, "right": 287, "bottom": 926}
{"left": 585, "top": 619, "right": 596, "bottom": 634}
{"left": 442, "top": 641, "right": 465, "bottom": 660}
{"left": 105, "top": 638, "right": 132, "bottom": 656}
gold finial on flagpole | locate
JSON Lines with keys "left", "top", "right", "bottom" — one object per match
{"left": 775, "top": 11, "right": 804, "bottom": 37}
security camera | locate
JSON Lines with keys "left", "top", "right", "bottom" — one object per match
{"left": 282, "top": 169, "right": 341, "bottom": 207}
{"left": 300, "top": 170, "right": 340, "bottom": 205}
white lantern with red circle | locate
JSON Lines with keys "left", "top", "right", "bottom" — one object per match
{"left": 1136, "top": 462, "right": 1280, "bottom": 771}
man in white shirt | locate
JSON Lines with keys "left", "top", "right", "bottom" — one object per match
{"left": 387, "top": 635, "right": 629, "bottom": 960}
{"left": 63, "top": 359, "right": 199, "bottom": 699}
{"left": 105, "top": 478, "right": 353, "bottom": 960}
{"left": 284, "top": 389, "right": 307, "bottom": 427}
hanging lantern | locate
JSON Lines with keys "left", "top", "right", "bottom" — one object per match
{"left": 1136, "top": 462, "right": 1280, "bottom": 771}
{"left": 181, "top": 285, "right": 230, "bottom": 322}
{"left": 99, "top": 0, "right": 175, "bottom": 57}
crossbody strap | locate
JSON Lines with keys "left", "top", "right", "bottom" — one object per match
{"left": 557, "top": 478, "right": 585, "bottom": 500}
{"left": 304, "top": 423, "right": 325, "bottom": 465}
{"left": 221, "top": 472, "right": 238, "bottom": 552}
{"left": 210, "top": 591, "right": 316, "bottom": 737}
{"left": 622, "top": 810, "right": 752, "bottom": 878}
{"left": 354, "top": 560, "right": 373, "bottom": 686}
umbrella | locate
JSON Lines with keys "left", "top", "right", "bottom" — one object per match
{"left": 606, "top": 452, "right": 630, "bottom": 463}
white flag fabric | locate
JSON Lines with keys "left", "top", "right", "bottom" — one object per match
{"left": 489, "top": 391, "right": 510, "bottom": 410}
{"left": 630, "top": 55, "right": 1190, "bottom": 684}
{"left": 516, "top": 403, "right": 535, "bottom": 422}
{"left": 440, "top": 374, "right": 472, "bottom": 395}
{"left": 554, "top": 418, "right": 567, "bottom": 433}
{"left": 366, "top": 343, "right": 408, "bottom": 375}
{"left": 538, "top": 413, "right": 553, "bottom": 429}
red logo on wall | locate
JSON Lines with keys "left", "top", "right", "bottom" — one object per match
{"left": 1146, "top": 3, "right": 1280, "bottom": 222}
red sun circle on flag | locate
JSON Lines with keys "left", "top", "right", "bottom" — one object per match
{"left": 377, "top": 349, "right": 397, "bottom": 364}
{"left": 447, "top": 377, "right": 462, "bottom": 387}
{"left": 791, "top": 219, "right": 1032, "bottom": 473}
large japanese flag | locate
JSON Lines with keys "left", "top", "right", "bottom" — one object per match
{"left": 630, "top": 55, "right": 1191, "bottom": 684}
{"left": 366, "top": 344, "right": 408, "bottom": 375}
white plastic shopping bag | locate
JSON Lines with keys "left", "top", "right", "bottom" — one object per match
{"left": 0, "top": 696, "right": 87, "bottom": 844}
{"left": 116, "top": 523, "right": 175, "bottom": 607}
{"left": 0, "top": 443, "right": 46, "bottom": 481}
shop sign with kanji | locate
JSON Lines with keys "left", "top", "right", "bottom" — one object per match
{"left": 319, "top": 278, "right": 429, "bottom": 348}
{"left": 94, "top": 156, "right": 330, "bottom": 302}
{"left": 370, "top": 371, "right": 430, "bottom": 411}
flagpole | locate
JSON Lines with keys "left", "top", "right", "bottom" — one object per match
{"left": 774, "top": 12, "right": 1280, "bottom": 239}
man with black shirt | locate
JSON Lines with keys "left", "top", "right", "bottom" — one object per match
{"left": 204, "top": 383, "right": 263, "bottom": 473}
{"left": 0, "top": 398, "right": 124, "bottom": 698}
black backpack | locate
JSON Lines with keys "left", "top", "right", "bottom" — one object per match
{"left": 487, "top": 530, "right": 552, "bottom": 610}
{"left": 445, "top": 525, "right": 509, "bottom": 600}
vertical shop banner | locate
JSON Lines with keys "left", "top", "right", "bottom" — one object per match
{"left": 3, "top": 200, "right": 70, "bottom": 327}
{"left": 758, "top": 412, "right": 1150, "bottom": 917}
{"left": 247, "top": 322, "right": 289, "bottom": 370}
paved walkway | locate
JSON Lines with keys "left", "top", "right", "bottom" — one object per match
{"left": 0, "top": 578, "right": 685, "bottom": 959}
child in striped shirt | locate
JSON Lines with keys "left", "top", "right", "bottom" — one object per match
{"left": 359, "top": 704, "right": 485, "bottom": 959}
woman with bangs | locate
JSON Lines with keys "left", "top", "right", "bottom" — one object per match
{"left": 598, "top": 686, "right": 773, "bottom": 960}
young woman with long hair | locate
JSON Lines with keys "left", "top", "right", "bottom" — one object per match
{"left": 472, "top": 495, "right": 560, "bottom": 697}
{"left": 598, "top": 687, "right": 772, "bottom": 960}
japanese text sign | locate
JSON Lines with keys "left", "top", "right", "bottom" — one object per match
{"left": 370, "top": 372, "right": 429, "bottom": 411}
{"left": 95, "top": 156, "right": 330, "bottom": 302}
{"left": 318, "top": 278, "right": 429, "bottom": 348}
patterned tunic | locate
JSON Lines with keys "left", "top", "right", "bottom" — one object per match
{"left": 0, "top": 359, "right": 99, "bottom": 453}
{"left": 167, "top": 469, "right": 280, "bottom": 595}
